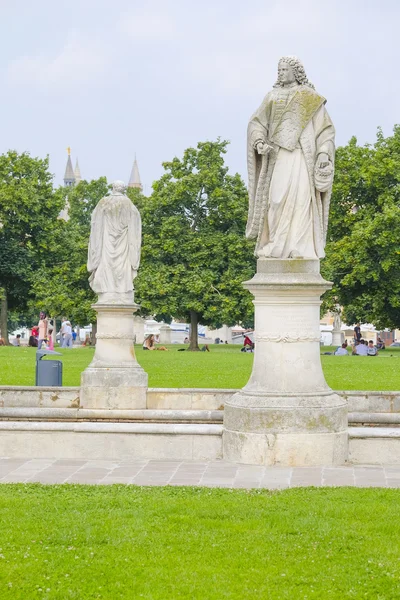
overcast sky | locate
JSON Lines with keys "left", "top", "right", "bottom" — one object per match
{"left": 1, "top": 0, "right": 399, "bottom": 192}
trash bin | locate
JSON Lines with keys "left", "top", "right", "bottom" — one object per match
{"left": 35, "top": 350, "right": 63, "bottom": 386}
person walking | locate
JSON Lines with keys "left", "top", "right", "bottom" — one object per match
{"left": 63, "top": 321, "right": 73, "bottom": 348}
{"left": 354, "top": 323, "right": 362, "bottom": 343}
{"left": 59, "top": 318, "right": 67, "bottom": 347}
{"left": 37, "top": 312, "right": 48, "bottom": 350}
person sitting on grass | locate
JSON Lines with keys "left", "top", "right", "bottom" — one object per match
{"left": 242, "top": 334, "right": 254, "bottom": 353}
{"left": 367, "top": 340, "right": 378, "bottom": 356}
{"left": 376, "top": 337, "right": 385, "bottom": 350}
{"left": 334, "top": 343, "right": 348, "bottom": 356}
{"left": 143, "top": 334, "right": 167, "bottom": 351}
{"left": 11, "top": 334, "right": 21, "bottom": 347}
{"left": 355, "top": 339, "right": 368, "bottom": 356}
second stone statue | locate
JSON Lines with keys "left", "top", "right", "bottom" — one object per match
{"left": 80, "top": 181, "right": 148, "bottom": 410}
{"left": 87, "top": 180, "right": 141, "bottom": 305}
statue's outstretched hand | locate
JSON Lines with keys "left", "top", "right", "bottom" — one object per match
{"left": 318, "top": 152, "right": 330, "bottom": 168}
{"left": 256, "top": 142, "right": 273, "bottom": 155}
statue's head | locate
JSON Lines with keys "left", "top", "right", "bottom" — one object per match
{"left": 112, "top": 180, "right": 127, "bottom": 195}
{"left": 274, "top": 56, "right": 314, "bottom": 89}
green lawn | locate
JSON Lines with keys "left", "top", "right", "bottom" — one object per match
{"left": 0, "top": 485, "right": 399, "bottom": 599}
{"left": 0, "top": 345, "right": 399, "bottom": 390}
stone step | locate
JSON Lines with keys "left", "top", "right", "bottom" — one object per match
{"left": 0, "top": 407, "right": 223, "bottom": 424}
{"left": 0, "top": 421, "right": 223, "bottom": 461}
{"left": 349, "top": 427, "right": 400, "bottom": 464}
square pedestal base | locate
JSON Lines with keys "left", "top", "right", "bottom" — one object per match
{"left": 223, "top": 429, "right": 348, "bottom": 466}
{"left": 80, "top": 367, "right": 147, "bottom": 410}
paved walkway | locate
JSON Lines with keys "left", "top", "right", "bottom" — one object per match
{"left": 1, "top": 458, "right": 400, "bottom": 487}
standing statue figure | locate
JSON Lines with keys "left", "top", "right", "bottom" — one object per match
{"left": 246, "top": 56, "right": 335, "bottom": 259}
{"left": 87, "top": 180, "right": 141, "bottom": 304}
{"left": 333, "top": 304, "right": 342, "bottom": 331}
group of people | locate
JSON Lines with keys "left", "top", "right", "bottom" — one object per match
{"left": 333, "top": 325, "right": 381, "bottom": 356}
{"left": 28, "top": 312, "right": 54, "bottom": 349}
{"left": 351, "top": 339, "right": 378, "bottom": 356}
{"left": 28, "top": 313, "right": 74, "bottom": 349}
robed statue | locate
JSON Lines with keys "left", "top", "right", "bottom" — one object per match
{"left": 87, "top": 180, "right": 141, "bottom": 303}
{"left": 246, "top": 56, "right": 335, "bottom": 259}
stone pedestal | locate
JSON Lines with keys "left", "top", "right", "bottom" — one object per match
{"left": 133, "top": 315, "right": 145, "bottom": 345}
{"left": 80, "top": 303, "right": 148, "bottom": 409}
{"left": 159, "top": 324, "right": 172, "bottom": 345}
{"left": 332, "top": 329, "right": 344, "bottom": 347}
{"left": 223, "top": 259, "right": 348, "bottom": 466}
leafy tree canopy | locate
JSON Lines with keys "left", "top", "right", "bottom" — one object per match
{"left": 322, "top": 127, "right": 400, "bottom": 329}
{"left": 0, "top": 151, "right": 64, "bottom": 340}
{"left": 135, "top": 140, "right": 255, "bottom": 349}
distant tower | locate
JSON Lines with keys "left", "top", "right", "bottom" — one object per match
{"left": 64, "top": 147, "right": 75, "bottom": 188}
{"left": 74, "top": 158, "right": 82, "bottom": 184}
{"left": 128, "top": 155, "right": 143, "bottom": 191}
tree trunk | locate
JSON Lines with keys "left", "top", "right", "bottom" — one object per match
{"left": 188, "top": 310, "right": 200, "bottom": 351}
{"left": 0, "top": 290, "right": 9, "bottom": 345}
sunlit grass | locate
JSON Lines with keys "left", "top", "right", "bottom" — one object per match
{"left": 0, "top": 345, "right": 399, "bottom": 390}
{"left": 0, "top": 485, "right": 400, "bottom": 599}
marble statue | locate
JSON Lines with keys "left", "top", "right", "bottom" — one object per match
{"left": 246, "top": 56, "right": 335, "bottom": 259}
{"left": 87, "top": 180, "right": 141, "bottom": 303}
{"left": 333, "top": 305, "right": 342, "bottom": 331}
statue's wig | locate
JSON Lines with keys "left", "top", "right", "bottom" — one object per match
{"left": 274, "top": 56, "right": 314, "bottom": 89}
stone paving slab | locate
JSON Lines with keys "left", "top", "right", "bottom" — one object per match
{"left": 1, "top": 458, "right": 400, "bottom": 488}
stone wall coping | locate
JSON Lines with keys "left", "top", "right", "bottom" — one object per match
{"left": 349, "top": 427, "right": 400, "bottom": 439}
{"left": 341, "top": 391, "right": 400, "bottom": 397}
{"left": 148, "top": 388, "right": 238, "bottom": 393}
{"left": 0, "top": 386, "right": 79, "bottom": 392}
{"left": 0, "top": 408, "right": 224, "bottom": 422}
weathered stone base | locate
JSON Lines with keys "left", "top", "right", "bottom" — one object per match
{"left": 80, "top": 367, "right": 147, "bottom": 409}
{"left": 332, "top": 330, "right": 344, "bottom": 347}
{"left": 224, "top": 390, "right": 348, "bottom": 466}
{"left": 223, "top": 429, "right": 347, "bottom": 466}
{"left": 80, "top": 301, "right": 148, "bottom": 409}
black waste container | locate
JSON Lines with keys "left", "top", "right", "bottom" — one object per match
{"left": 35, "top": 350, "right": 63, "bottom": 386}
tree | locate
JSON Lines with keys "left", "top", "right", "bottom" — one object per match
{"left": 322, "top": 127, "right": 400, "bottom": 329}
{"left": 135, "top": 140, "right": 255, "bottom": 350}
{"left": 0, "top": 151, "right": 64, "bottom": 342}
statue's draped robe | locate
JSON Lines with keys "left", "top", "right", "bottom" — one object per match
{"left": 246, "top": 84, "right": 335, "bottom": 258}
{"left": 87, "top": 193, "right": 141, "bottom": 294}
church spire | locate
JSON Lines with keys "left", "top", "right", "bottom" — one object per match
{"left": 64, "top": 147, "right": 75, "bottom": 188}
{"left": 128, "top": 155, "right": 143, "bottom": 190}
{"left": 74, "top": 158, "right": 82, "bottom": 184}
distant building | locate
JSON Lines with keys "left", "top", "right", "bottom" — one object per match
{"left": 63, "top": 148, "right": 83, "bottom": 188}
{"left": 60, "top": 148, "right": 83, "bottom": 221}
{"left": 74, "top": 158, "right": 82, "bottom": 184}
{"left": 64, "top": 147, "right": 75, "bottom": 188}
{"left": 128, "top": 156, "right": 142, "bottom": 191}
